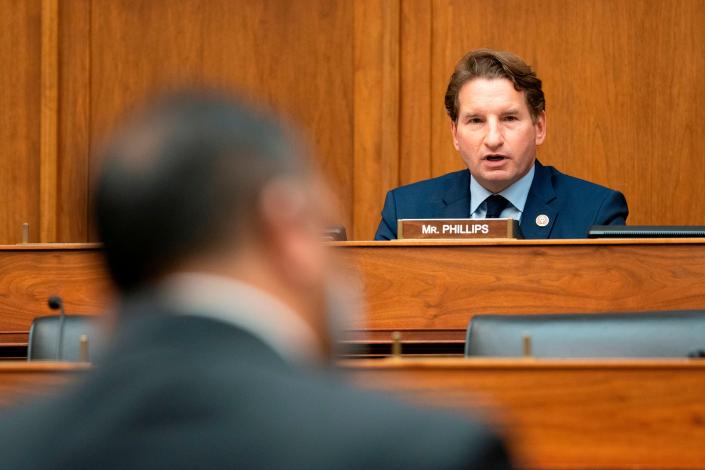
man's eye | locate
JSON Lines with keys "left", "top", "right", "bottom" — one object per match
{"left": 467, "top": 118, "right": 483, "bottom": 124}
{"left": 503, "top": 115, "right": 518, "bottom": 121}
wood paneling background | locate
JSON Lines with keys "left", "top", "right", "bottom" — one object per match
{"left": 428, "top": 0, "right": 705, "bottom": 230}
{"left": 2, "top": 0, "right": 705, "bottom": 243}
{"left": 1, "top": 0, "right": 41, "bottom": 244}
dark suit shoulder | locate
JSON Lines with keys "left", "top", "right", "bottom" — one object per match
{"left": 529, "top": 163, "right": 628, "bottom": 237}
{"left": 391, "top": 169, "right": 468, "bottom": 200}
{"left": 0, "top": 314, "right": 510, "bottom": 470}
{"left": 237, "top": 367, "right": 509, "bottom": 470}
{"left": 543, "top": 164, "right": 619, "bottom": 198}
{"left": 317, "top": 379, "right": 510, "bottom": 469}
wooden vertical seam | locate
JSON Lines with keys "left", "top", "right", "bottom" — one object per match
{"left": 427, "top": 0, "right": 434, "bottom": 179}
{"left": 40, "top": 0, "right": 59, "bottom": 242}
{"left": 85, "top": 0, "right": 94, "bottom": 242}
{"left": 399, "top": 0, "right": 433, "bottom": 185}
{"left": 353, "top": 0, "right": 401, "bottom": 240}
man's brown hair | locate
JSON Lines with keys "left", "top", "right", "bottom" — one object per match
{"left": 445, "top": 49, "right": 545, "bottom": 123}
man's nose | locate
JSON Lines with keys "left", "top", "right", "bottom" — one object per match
{"left": 484, "top": 120, "right": 503, "bottom": 149}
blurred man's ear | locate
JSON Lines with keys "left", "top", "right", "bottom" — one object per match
{"left": 257, "top": 175, "right": 347, "bottom": 359}
{"left": 258, "top": 176, "right": 328, "bottom": 291}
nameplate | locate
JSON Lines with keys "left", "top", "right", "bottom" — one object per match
{"left": 398, "top": 218, "right": 521, "bottom": 239}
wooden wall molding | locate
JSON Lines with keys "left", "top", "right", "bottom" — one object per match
{"left": 39, "top": 0, "right": 59, "bottom": 242}
{"left": 353, "top": 0, "right": 401, "bottom": 240}
{"left": 0, "top": 0, "right": 41, "bottom": 244}
{"left": 399, "top": 0, "right": 432, "bottom": 186}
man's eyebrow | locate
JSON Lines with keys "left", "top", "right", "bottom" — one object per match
{"left": 502, "top": 109, "right": 520, "bottom": 115}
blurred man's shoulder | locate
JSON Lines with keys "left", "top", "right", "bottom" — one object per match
{"left": 0, "top": 358, "right": 509, "bottom": 470}
{"left": 267, "top": 370, "right": 510, "bottom": 469}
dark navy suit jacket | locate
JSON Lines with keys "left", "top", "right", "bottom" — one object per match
{"left": 375, "top": 161, "right": 628, "bottom": 240}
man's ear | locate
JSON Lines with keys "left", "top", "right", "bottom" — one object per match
{"left": 450, "top": 121, "right": 460, "bottom": 151}
{"left": 534, "top": 111, "right": 547, "bottom": 145}
{"left": 258, "top": 178, "right": 324, "bottom": 289}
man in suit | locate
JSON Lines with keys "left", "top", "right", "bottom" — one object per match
{"left": 0, "top": 93, "right": 511, "bottom": 469}
{"left": 376, "top": 49, "right": 628, "bottom": 240}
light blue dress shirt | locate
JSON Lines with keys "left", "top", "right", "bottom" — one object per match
{"left": 469, "top": 164, "right": 535, "bottom": 223}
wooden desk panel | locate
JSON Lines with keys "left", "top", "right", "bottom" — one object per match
{"left": 336, "top": 240, "right": 705, "bottom": 340}
{"left": 0, "top": 362, "right": 88, "bottom": 406}
{"left": 0, "top": 359, "right": 702, "bottom": 469}
{"left": 0, "top": 244, "right": 110, "bottom": 332}
{"left": 343, "top": 358, "right": 705, "bottom": 469}
{"left": 2, "top": 240, "right": 705, "bottom": 349}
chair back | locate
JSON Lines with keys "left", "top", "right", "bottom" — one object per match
{"left": 28, "top": 315, "right": 102, "bottom": 361}
{"left": 465, "top": 310, "right": 705, "bottom": 357}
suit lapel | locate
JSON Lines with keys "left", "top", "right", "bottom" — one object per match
{"left": 440, "top": 170, "right": 471, "bottom": 218}
{"left": 437, "top": 165, "right": 558, "bottom": 239}
{"left": 520, "top": 161, "right": 558, "bottom": 239}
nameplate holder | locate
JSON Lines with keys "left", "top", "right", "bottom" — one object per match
{"left": 398, "top": 218, "right": 521, "bottom": 240}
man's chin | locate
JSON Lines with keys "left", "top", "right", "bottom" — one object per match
{"left": 474, "top": 170, "right": 518, "bottom": 192}
{"left": 467, "top": 158, "right": 534, "bottom": 192}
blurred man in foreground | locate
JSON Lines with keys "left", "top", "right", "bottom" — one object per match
{"left": 0, "top": 93, "right": 510, "bottom": 469}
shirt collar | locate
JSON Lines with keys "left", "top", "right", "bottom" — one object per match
{"left": 158, "top": 272, "right": 321, "bottom": 366}
{"left": 469, "top": 163, "right": 536, "bottom": 215}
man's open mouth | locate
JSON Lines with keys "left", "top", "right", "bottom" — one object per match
{"left": 484, "top": 154, "right": 507, "bottom": 162}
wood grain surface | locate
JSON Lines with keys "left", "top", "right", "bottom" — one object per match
{"left": 2, "top": 241, "right": 705, "bottom": 344}
{"left": 0, "top": 0, "right": 41, "bottom": 244}
{"left": 57, "top": 0, "right": 92, "bottom": 242}
{"left": 0, "top": 246, "right": 111, "bottom": 331}
{"left": 353, "top": 0, "right": 400, "bottom": 241}
{"left": 39, "top": 0, "right": 59, "bottom": 243}
{"left": 428, "top": 0, "right": 705, "bottom": 229}
{"left": 399, "top": 0, "right": 432, "bottom": 186}
{"left": 87, "top": 0, "right": 357, "bottom": 239}
{"left": 336, "top": 240, "right": 705, "bottom": 332}
{"left": 4, "top": 1, "right": 705, "bottom": 242}
{"left": 0, "top": 359, "right": 702, "bottom": 469}
{"left": 344, "top": 358, "right": 705, "bottom": 469}
{"left": 0, "top": 362, "right": 88, "bottom": 407}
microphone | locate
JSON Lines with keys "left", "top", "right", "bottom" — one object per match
{"left": 322, "top": 225, "right": 347, "bottom": 241}
{"left": 48, "top": 295, "right": 66, "bottom": 360}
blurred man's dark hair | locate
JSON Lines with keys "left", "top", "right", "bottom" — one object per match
{"left": 95, "top": 93, "right": 306, "bottom": 293}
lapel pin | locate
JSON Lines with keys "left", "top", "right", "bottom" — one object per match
{"left": 535, "top": 214, "right": 550, "bottom": 227}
